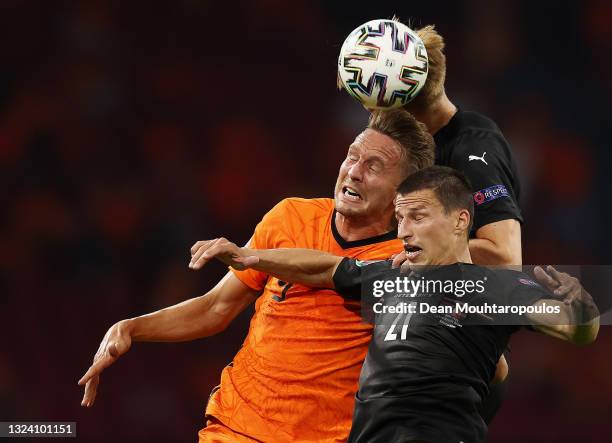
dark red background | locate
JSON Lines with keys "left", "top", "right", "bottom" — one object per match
{"left": 1, "top": 1, "right": 611, "bottom": 442}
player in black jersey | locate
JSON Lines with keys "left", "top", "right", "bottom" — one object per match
{"left": 340, "top": 25, "right": 521, "bottom": 403}
{"left": 406, "top": 23, "right": 522, "bottom": 274}
{"left": 403, "top": 23, "right": 523, "bottom": 422}
{"left": 192, "top": 166, "right": 599, "bottom": 443}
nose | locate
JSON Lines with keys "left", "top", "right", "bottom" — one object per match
{"left": 347, "top": 161, "right": 364, "bottom": 182}
{"left": 397, "top": 218, "right": 413, "bottom": 243}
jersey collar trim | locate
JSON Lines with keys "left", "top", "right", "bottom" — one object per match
{"left": 433, "top": 107, "right": 463, "bottom": 160}
{"left": 331, "top": 209, "right": 398, "bottom": 250}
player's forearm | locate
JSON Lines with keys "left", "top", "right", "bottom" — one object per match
{"left": 124, "top": 293, "right": 230, "bottom": 342}
{"left": 568, "top": 301, "right": 600, "bottom": 345}
{"left": 470, "top": 220, "right": 522, "bottom": 266}
{"left": 245, "top": 248, "right": 342, "bottom": 288}
{"left": 531, "top": 299, "right": 600, "bottom": 345}
{"left": 469, "top": 238, "right": 521, "bottom": 266}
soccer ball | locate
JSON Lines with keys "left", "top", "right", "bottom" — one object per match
{"left": 337, "top": 19, "right": 428, "bottom": 109}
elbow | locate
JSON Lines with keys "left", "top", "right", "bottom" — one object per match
{"left": 572, "top": 335, "right": 597, "bottom": 347}
{"left": 569, "top": 323, "right": 600, "bottom": 346}
{"left": 472, "top": 239, "right": 521, "bottom": 266}
{"left": 472, "top": 221, "right": 522, "bottom": 266}
{"left": 206, "top": 318, "right": 230, "bottom": 336}
{"left": 206, "top": 298, "right": 243, "bottom": 336}
{"left": 492, "top": 244, "right": 521, "bottom": 266}
{"left": 491, "top": 355, "right": 509, "bottom": 385}
{"left": 189, "top": 294, "right": 233, "bottom": 339}
{"left": 205, "top": 309, "right": 232, "bottom": 337}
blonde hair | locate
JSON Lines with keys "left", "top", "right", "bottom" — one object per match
{"left": 409, "top": 24, "right": 447, "bottom": 110}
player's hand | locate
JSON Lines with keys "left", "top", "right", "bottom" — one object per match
{"left": 533, "top": 265, "right": 593, "bottom": 306}
{"left": 78, "top": 321, "right": 132, "bottom": 407}
{"left": 391, "top": 250, "right": 411, "bottom": 274}
{"left": 189, "top": 238, "right": 260, "bottom": 271}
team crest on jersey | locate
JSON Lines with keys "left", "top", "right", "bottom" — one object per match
{"left": 355, "top": 259, "right": 384, "bottom": 267}
{"left": 518, "top": 278, "right": 540, "bottom": 287}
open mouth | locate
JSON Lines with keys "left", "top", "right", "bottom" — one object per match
{"left": 342, "top": 185, "right": 362, "bottom": 201}
{"left": 404, "top": 245, "right": 422, "bottom": 260}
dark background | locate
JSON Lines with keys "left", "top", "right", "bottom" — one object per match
{"left": 1, "top": 0, "right": 611, "bottom": 441}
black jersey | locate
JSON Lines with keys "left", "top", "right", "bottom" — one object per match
{"left": 333, "top": 258, "right": 550, "bottom": 443}
{"left": 435, "top": 109, "right": 523, "bottom": 235}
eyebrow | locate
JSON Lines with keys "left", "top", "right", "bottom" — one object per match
{"left": 409, "top": 204, "right": 428, "bottom": 210}
{"left": 395, "top": 203, "right": 429, "bottom": 216}
{"left": 364, "top": 151, "right": 390, "bottom": 166}
{"left": 349, "top": 144, "right": 392, "bottom": 159}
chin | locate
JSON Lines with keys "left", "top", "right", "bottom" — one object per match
{"left": 336, "top": 206, "right": 361, "bottom": 218}
{"left": 408, "top": 258, "right": 429, "bottom": 270}
{"left": 335, "top": 200, "right": 365, "bottom": 217}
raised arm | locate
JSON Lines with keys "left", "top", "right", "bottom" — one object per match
{"left": 469, "top": 219, "right": 522, "bottom": 266}
{"left": 526, "top": 266, "right": 599, "bottom": 345}
{"left": 189, "top": 238, "right": 343, "bottom": 288}
{"left": 78, "top": 271, "right": 257, "bottom": 407}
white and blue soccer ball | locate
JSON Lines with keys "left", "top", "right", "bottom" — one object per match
{"left": 338, "top": 19, "right": 429, "bottom": 109}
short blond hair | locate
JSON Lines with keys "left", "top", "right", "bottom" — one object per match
{"left": 409, "top": 24, "right": 447, "bottom": 109}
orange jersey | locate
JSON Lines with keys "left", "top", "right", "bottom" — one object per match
{"left": 204, "top": 198, "right": 402, "bottom": 442}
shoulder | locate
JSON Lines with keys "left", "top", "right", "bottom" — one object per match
{"left": 482, "top": 267, "right": 546, "bottom": 295}
{"left": 282, "top": 197, "right": 334, "bottom": 212}
{"left": 454, "top": 110, "right": 502, "bottom": 134}
{"left": 266, "top": 197, "right": 333, "bottom": 218}
{"left": 442, "top": 112, "right": 520, "bottom": 192}
{"left": 258, "top": 198, "right": 333, "bottom": 235}
{"left": 273, "top": 197, "right": 333, "bottom": 224}
{"left": 253, "top": 198, "right": 332, "bottom": 245}
{"left": 443, "top": 111, "right": 510, "bottom": 156}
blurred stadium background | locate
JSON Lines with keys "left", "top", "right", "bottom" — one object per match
{"left": 1, "top": 0, "right": 611, "bottom": 441}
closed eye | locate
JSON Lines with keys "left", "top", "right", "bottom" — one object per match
{"left": 367, "top": 160, "right": 383, "bottom": 173}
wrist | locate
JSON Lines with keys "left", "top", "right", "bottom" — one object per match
{"left": 242, "top": 247, "right": 256, "bottom": 256}
{"left": 243, "top": 247, "right": 265, "bottom": 266}
{"left": 119, "top": 318, "right": 137, "bottom": 339}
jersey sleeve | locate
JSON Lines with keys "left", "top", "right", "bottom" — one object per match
{"left": 332, "top": 258, "right": 364, "bottom": 300}
{"left": 449, "top": 132, "right": 523, "bottom": 233}
{"left": 508, "top": 275, "right": 551, "bottom": 307}
{"left": 503, "top": 272, "right": 553, "bottom": 328}
{"left": 231, "top": 199, "right": 297, "bottom": 291}
{"left": 333, "top": 258, "right": 392, "bottom": 301}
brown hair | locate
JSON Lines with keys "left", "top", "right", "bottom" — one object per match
{"left": 397, "top": 165, "right": 474, "bottom": 236}
{"left": 367, "top": 108, "right": 434, "bottom": 175}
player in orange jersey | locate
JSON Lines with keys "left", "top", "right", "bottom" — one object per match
{"left": 78, "top": 108, "right": 435, "bottom": 442}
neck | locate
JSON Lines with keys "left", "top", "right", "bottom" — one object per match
{"left": 334, "top": 210, "right": 395, "bottom": 242}
{"left": 409, "top": 92, "right": 457, "bottom": 135}
{"left": 456, "top": 244, "right": 472, "bottom": 264}
{"left": 439, "top": 242, "right": 472, "bottom": 266}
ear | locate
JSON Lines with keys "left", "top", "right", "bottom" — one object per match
{"left": 455, "top": 208, "right": 471, "bottom": 237}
